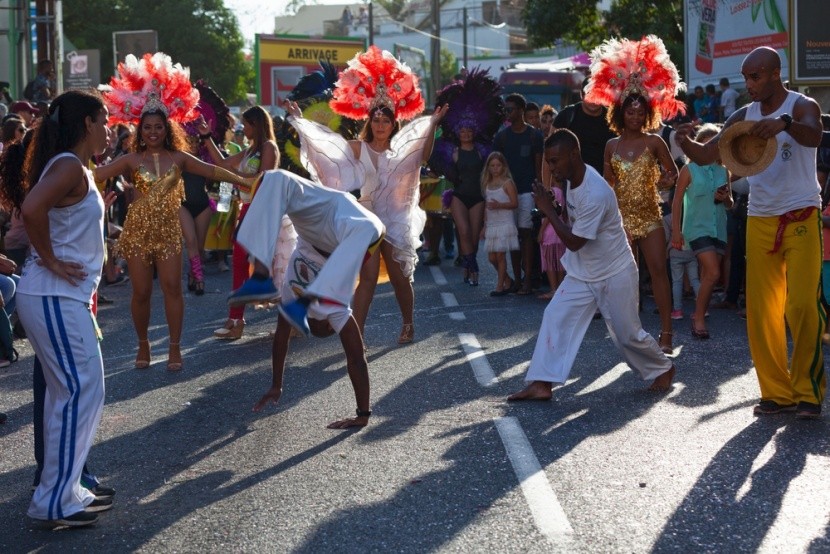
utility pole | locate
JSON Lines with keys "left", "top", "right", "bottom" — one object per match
{"left": 462, "top": 6, "right": 468, "bottom": 69}
{"left": 430, "top": 0, "right": 441, "bottom": 104}
{"left": 368, "top": 2, "right": 374, "bottom": 46}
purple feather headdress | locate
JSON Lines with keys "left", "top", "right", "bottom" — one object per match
{"left": 183, "top": 80, "right": 230, "bottom": 162}
{"left": 429, "top": 67, "right": 504, "bottom": 182}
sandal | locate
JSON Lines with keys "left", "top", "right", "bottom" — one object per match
{"left": 468, "top": 272, "right": 479, "bottom": 287}
{"left": 397, "top": 323, "right": 415, "bottom": 344}
{"left": 135, "top": 339, "right": 151, "bottom": 369}
{"left": 213, "top": 318, "right": 244, "bottom": 340}
{"left": 516, "top": 287, "right": 533, "bottom": 296}
{"left": 691, "top": 323, "right": 710, "bottom": 340}
{"left": 187, "top": 273, "right": 197, "bottom": 292}
{"left": 166, "top": 342, "right": 183, "bottom": 371}
{"left": 658, "top": 331, "right": 673, "bottom": 354}
{"left": 194, "top": 280, "right": 205, "bottom": 296}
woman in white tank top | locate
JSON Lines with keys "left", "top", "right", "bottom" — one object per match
{"left": 15, "top": 90, "right": 112, "bottom": 527}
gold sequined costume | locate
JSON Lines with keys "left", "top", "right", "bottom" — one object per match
{"left": 116, "top": 164, "right": 185, "bottom": 262}
{"left": 610, "top": 150, "right": 663, "bottom": 240}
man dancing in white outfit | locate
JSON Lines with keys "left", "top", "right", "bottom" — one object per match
{"left": 508, "top": 130, "right": 675, "bottom": 401}
{"left": 235, "top": 169, "right": 384, "bottom": 336}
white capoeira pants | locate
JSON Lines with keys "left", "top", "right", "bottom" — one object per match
{"left": 526, "top": 263, "right": 672, "bottom": 384}
{"left": 17, "top": 294, "right": 104, "bottom": 521}
{"left": 237, "top": 170, "right": 384, "bottom": 307}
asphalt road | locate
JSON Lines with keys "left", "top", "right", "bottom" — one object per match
{"left": 1, "top": 254, "right": 829, "bottom": 553}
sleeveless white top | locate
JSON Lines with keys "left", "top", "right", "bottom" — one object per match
{"left": 18, "top": 153, "right": 105, "bottom": 303}
{"left": 745, "top": 91, "right": 820, "bottom": 216}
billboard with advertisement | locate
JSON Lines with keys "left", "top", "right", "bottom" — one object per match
{"left": 684, "top": 0, "right": 789, "bottom": 91}
{"left": 255, "top": 35, "right": 366, "bottom": 109}
{"left": 63, "top": 50, "right": 101, "bottom": 91}
{"left": 789, "top": 0, "right": 830, "bottom": 86}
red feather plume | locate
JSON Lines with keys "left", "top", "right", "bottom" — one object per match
{"left": 585, "top": 35, "right": 686, "bottom": 120}
{"left": 104, "top": 52, "right": 200, "bottom": 125}
{"left": 330, "top": 46, "right": 425, "bottom": 121}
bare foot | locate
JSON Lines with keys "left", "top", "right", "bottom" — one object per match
{"left": 649, "top": 365, "right": 676, "bottom": 392}
{"left": 326, "top": 416, "right": 369, "bottom": 429}
{"left": 507, "top": 381, "right": 553, "bottom": 401}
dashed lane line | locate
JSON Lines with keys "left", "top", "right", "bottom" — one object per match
{"left": 429, "top": 265, "right": 447, "bottom": 285}
{"left": 458, "top": 333, "right": 497, "bottom": 386}
{"left": 495, "top": 416, "right": 576, "bottom": 548}
{"left": 441, "top": 292, "right": 459, "bottom": 308}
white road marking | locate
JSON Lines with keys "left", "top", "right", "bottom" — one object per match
{"left": 441, "top": 292, "right": 459, "bottom": 307}
{"left": 458, "top": 333, "right": 497, "bottom": 386}
{"left": 495, "top": 417, "right": 576, "bottom": 546}
{"left": 429, "top": 266, "right": 447, "bottom": 285}
{"left": 448, "top": 312, "right": 466, "bottom": 321}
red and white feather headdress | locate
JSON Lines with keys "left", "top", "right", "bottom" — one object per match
{"left": 584, "top": 35, "right": 686, "bottom": 120}
{"left": 330, "top": 46, "right": 425, "bottom": 121}
{"left": 104, "top": 52, "right": 200, "bottom": 125}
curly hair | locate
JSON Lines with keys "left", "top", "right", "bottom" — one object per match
{"left": 607, "top": 94, "right": 662, "bottom": 134}
{"left": 0, "top": 130, "right": 32, "bottom": 214}
{"left": 131, "top": 110, "right": 187, "bottom": 153}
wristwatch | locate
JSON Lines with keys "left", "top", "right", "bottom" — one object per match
{"left": 780, "top": 113, "right": 793, "bottom": 131}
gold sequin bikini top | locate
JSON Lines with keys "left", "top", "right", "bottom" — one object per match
{"left": 133, "top": 163, "right": 182, "bottom": 196}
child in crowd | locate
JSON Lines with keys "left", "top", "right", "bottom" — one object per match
{"left": 481, "top": 152, "right": 518, "bottom": 296}
{"left": 671, "top": 124, "right": 731, "bottom": 339}
{"left": 537, "top": 180, "right": 566, "bottom": 299}
{"left": 663, "top": 212, "right": 700, "bottom": 319}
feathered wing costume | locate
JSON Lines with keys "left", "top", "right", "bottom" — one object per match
{"left": 279, "top": 61, "right": 362, "bottom": 179}
{"left": 430, "top": 67, "right": 505, "bottom": 184}
{"left": 287, "top": 46, "right": 431, "bottom": 278}
{"left": 584, "top": 35, "right": 686, "bottom": 121}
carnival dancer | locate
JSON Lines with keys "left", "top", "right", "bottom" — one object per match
{"left": 586, "top": 35, "right": 687, "bottom": 354}
{"left": 429, "top": 68, "right": 505, "bottom": 287}
{"left": 94, "top": 53, "right": 255, "bottom": 370}
{"left": 676, "top": 47, "right": 825, "bottom": 419}
{"left": 508, "top": 130, "right": 675, "bottom": 402}
{"left": 197, "top": 105, "right": 280, "bottom": 340}
{"left": 17, "top": 90, "right": 111, "bottom": 526}
{"left": 275, "top": 46, "right": 446, "bottom": 345}
{"left": 180, "top": 81, "right": 232, "bottom": 297}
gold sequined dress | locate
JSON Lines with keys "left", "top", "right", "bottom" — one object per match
{"left": 610, "top": 150, "right": 663, "bottom": 240}
{"left": 116, "top": 163, "right": 185, "bottom": 262}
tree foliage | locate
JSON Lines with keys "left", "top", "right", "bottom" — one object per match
{"left": 64, "top": 0, "right": 253, "bottom": 103}
{"left": 522, "top": 0, "right": 686, "bottom": 77}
